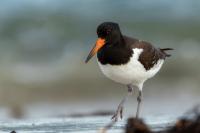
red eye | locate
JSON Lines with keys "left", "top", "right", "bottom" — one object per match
{"left": 107, "top": 29, "right": 111, "bottom": 34}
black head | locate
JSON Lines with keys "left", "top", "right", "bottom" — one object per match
{"left": 96, "top": 22, "right": 122, "bottom": 44}
{"left": 85, "top": 22, "right": 123, "bottom": 63}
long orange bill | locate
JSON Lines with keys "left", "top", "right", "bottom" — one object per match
{"left": 85, "top": 38, "right": 105, "bottom": 63}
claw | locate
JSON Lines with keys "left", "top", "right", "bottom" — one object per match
{"left": 110, "top": 92, "right": 130, "bottom": 122}
{"left": 111, "top": 114, "right": 115, "bottom": 120}
{"left": 111, "top": 113, "right": 118, "bottom": 122}
{"left": 120, "top": 107, "right": 123, "bottom": 119}
{"left": 111, "top": 105, "right": 123, "bottom": 122}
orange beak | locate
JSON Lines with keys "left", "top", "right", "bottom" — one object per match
{"left": 85, "top": 38, "right": 105, "bottom": 63}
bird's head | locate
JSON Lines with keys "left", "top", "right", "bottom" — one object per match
{"left": 85, "top": 22, "right": 122, "bottom": 63}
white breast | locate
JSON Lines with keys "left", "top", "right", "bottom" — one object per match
{"left": 97, "top": 48, "right": 164, "bottom": 87}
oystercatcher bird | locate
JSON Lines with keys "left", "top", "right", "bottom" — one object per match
{"left": 85, "top": 22, "right": 172, "bottom": 121}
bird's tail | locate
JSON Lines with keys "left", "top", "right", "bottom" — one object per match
{"left": 160, "top": 48, "right": 173, "bottom": 57}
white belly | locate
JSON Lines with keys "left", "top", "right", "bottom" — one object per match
{"left": 97, "top": 48, "right": 164, "bottom": 87}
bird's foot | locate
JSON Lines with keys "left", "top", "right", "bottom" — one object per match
{"left": 111, "top": 85, "right": 132, "bottom": 122}
{"left": 111, "top": 104, "right": 123, "bottom": 122}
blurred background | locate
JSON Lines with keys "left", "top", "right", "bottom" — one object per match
{"left": 0, "top": 0, "right": 200, "bottom": 119}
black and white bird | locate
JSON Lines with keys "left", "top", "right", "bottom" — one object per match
{"left": 85, "top": 22, "right": 172, "bottom": 121}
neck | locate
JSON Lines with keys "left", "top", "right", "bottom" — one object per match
{"left": 97, "top": 34, "right": 133, "bottom": 65}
